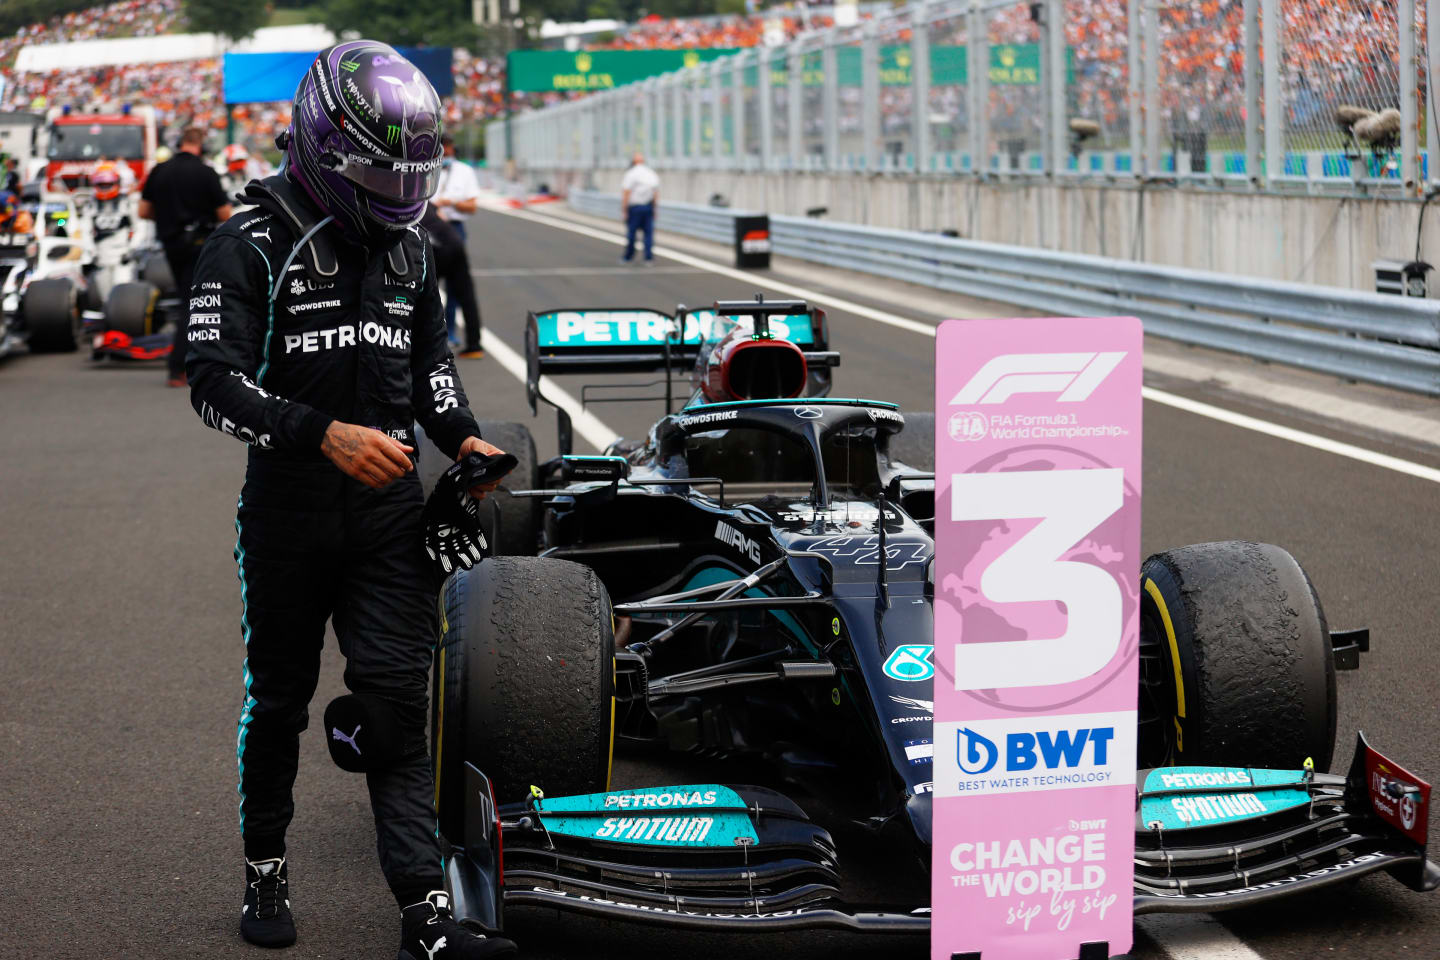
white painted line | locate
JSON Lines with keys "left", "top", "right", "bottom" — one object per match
{"left": 472, "top": 327, "right": 620, "bottom": 452}
{"left": 499, "top": 204, "right": 1440, "bottom": 487}
{"left": 500, "top": 206, "right": 942, "bottom": 337}
{"left": 1142, "top": 386, "right": 1440, "bottom": 485}
{"left": 472, "top": 265, "right": 705, "bottom": 277}
{"left": 1138, "top": 913, "right": 1268, "bottom": 960}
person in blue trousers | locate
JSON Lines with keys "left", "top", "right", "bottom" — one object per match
{"left": 620, "top": 151, "right": 659, "bottom": 264}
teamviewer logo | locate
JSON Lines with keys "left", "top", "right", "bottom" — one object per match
{"left": 950, "top": 352, "right": 1127, "bottom": 405}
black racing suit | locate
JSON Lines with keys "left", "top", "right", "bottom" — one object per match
{"left": 186, "top": 176, "right": 481, "bottom": 906}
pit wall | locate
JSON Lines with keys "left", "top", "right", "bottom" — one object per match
{"left": 530, "top": 167, "right": 1435, "bottom": 295}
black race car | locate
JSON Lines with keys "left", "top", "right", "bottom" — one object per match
{"left": 422, "top": 297, "right": 1436, "bottom": 939}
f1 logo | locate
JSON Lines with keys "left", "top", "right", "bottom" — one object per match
{"left": 950, "top": 352, "right": 1127, "bottom": 405}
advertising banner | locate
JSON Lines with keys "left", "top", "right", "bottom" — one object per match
{"left": 932, "top": 318, "right": 1143, "bottom": 960}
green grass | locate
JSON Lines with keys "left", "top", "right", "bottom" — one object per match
{"left": 267, "top": 6, "right": 322, "bottom": 27}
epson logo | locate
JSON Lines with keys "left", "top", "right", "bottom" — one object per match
{"left": 190, "top": 294, "right": 221, "bottom": 310}
{"left": 951, "top": 352, "right": 1126, "bottom": 405}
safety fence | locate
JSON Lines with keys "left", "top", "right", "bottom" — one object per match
{"left": 493, "top": 0, "right": 1440, "bottom": 195}
{"left": 568, "top": 188, "right": 1440, "bottom": 394}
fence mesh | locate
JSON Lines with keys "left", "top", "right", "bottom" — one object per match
{"left": 1066, "top": 0, "right": 1130, "bottom": 154}
{"left": 987, "top": 2, "right": 1045, "bottom": 172}
{"left": 927, "top": 10, "right": 969, "bottom": 172}
{"left": 1154, "top": 0, "right": 1246, "bottom": 173}
{"left": 801, "top": 50, "right": 825, "bottom": 165}
{"left": 879, "top": 12, "right": 916, "bottom": 170}
{"left": 1280, "top": 0, "right": 1404, "bottom": 173}
{"left": 836, "top": 27, "right": 865, "bottom": 167}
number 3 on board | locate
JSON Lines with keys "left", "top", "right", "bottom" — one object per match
{"left": 949, "top": 468, "right": 1124, "bottom": 691}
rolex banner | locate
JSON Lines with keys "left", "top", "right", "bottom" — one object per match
{"left": 931, "top": 317, "right": 1143, "bottom": 960}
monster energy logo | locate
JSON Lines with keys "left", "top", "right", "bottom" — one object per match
{"left": 339, "top": 61, "right": 359, "bottom": 73}
{"left": 386, "top": 125, "right": 401, "bottom": 145}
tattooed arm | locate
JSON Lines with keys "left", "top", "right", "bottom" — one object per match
{"left": 320, "top": 422, "right": 415, "bottom": 489}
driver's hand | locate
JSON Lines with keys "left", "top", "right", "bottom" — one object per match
{"left": 321, "top": 422, "right": 414, "bottom": 488}
{"left": 458, "top": 435, "right": 508, "bottom": 500}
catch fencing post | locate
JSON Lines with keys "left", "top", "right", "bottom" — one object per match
{"left": 823, "top": 32, "right": 839, "bottom": 170}
{"left": 732, "top": 53, "right": 747, "bottom": 167}
{"left": 1401, "top": 0, "right": 1419, "bottom": 192}
{"left": 1430, "top": 0, "right": 1440, "bottom": 187}
{"left": 1046, "top": 0, "right": 1067, "bottom": 178}
{"left": 1261, "top": 0, "right": 1280, "bottom": 184}
{"left": 690, "top": 69, "right": 703, "bottom": 166}
{"left": 1127, "top": 0, "right": 1141, "bottom": 176}
{"left": 1143, "top": 0, "right": 1160, "bottom": 176}
{"left": 968, "top": 0, "right": 987, "bottom": 175}
{"left": 912, "top": 0, "right": 932, "bottom": 174}
{"left": 862, "top": 19, "right": 881, "bottom": 171}
{"left": 759, "top": 48, "right": 774, "bottom": 169}
{"left": 1244, "top": 0, "right": 1260, "bottom": 185}
{"left": 788, "top": 44, "right": 804, "bottom": 169}
{"left": 711, "top": 60, "right": 724, "bottom": 169}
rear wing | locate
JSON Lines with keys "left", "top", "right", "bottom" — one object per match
{"left": 523, "top": 303, "right": 832, "bottom": 454}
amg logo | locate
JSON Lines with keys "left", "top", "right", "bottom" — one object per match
{"left": 593, "top": 816, "right": 714, "bottom": 844}
{"left": 714, "top": 520, "right": 761, "bottom": 563}
{"left": 951, "top": 352, "right": 1127, "bottom": 405}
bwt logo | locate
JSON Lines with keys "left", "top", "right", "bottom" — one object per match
{"left": 951, "top": 352, "right": 1126, "bottom": 405}
{"left": 956, "top": 726, "right": 1115, "bottom": 775}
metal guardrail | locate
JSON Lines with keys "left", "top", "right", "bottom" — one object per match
{"left": 568, "top": 189, "right": 1440, "bottom": 395}
{"left": 568, "top": 190, "right": 752, "bottom": 246}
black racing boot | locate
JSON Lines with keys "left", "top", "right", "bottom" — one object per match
{"left": 240, "top": 857, "right": 295, "bottom": 948}
{"left": 397, "top": 891, "right": 516, "bottom": 960}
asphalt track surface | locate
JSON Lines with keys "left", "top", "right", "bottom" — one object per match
{"left": 2, "top": 206, "right": 1438, "bottom": 960}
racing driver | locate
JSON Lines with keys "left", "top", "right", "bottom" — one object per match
{"left": 185, "top": 42, "right": 515, "bottom": 959}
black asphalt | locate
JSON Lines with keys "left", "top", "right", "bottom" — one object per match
{"left": 1, "top": 206, "right": 1436, "bottom": 959}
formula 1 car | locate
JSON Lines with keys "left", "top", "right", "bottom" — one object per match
{"left": 424, "top": 297, "right": 1436, "bottom": 940}
{"left": 0, "top": 186, "right": 102, "bottom": 356}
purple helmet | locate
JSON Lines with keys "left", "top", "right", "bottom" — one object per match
{"left": 286, "top": 41, "right": 443, "bottom": 239}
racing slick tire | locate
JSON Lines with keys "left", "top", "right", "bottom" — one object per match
{"left": 432, "top": 556, "right": 614, "bottom": 838}
{"left": 23, "top": 278, "right": 80, "bottom": 353}
{"left": 1138, "top": 540, "right": 1337, "bottom": 771}
{"left": 417, "top": 420, "right": 540, "bottom": 556}
{"left": 103, "top": 282, "right": 159, "bottom": 338}
{"left": 888, "top": 411, "right": 935, "bottom": 472}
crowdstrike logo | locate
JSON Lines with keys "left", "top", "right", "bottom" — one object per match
{"left": 951, "top": 352, "right": 1127, "bottom": 405}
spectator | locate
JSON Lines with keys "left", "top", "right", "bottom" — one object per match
{"left": 620, "top": 151, "right": 659, "bottom": 265}
{"left": 430, "top": 133, "right": 481, "bottom": 351}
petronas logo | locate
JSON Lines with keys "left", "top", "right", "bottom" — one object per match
{"left": 339, "top": 61, "right": 359, "bottom": 73}
{"left": 386, "top": 124, "right": 401, "bottom": 145}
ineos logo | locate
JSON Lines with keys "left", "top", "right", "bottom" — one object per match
{"left": 951, "top": 352, "right": 1126, "bottom": 405}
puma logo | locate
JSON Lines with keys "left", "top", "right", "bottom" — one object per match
{"left": 250, "top": 227, "right": 271, "bottom": 242}
{"left": 423, "top": 936, "right": 446, "bottom": 960}
{"left": 331, "top": 724, "right": 361, "bottom": 754}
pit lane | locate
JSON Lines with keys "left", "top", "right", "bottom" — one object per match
{"left": 0, "top": 205, "right": 1436, "bottom": 959}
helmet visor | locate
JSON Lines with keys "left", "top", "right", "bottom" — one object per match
{"left": 324, "top": 151, "right": 442, "bottom": 203}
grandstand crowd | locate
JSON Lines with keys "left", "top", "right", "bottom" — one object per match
{"left": 0, "top": 0, "right": 1412, "bottom": 160}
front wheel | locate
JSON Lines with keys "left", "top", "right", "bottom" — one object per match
{"left": 1137, "top": 541, "right": 1336, "bottom": 770}
{"left": 23, "top": 279, "right": 81, "bottom": 353}
{"left": 432, "top": 556, "right": 614, "bottom": 840}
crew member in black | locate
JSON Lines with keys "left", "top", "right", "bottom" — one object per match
{"left": 139, "top": 125, "right": 231, "bottom": 387}
{"left": 420, "top": 204, "right": 484, "bottom": 358}
{"left": 187, "top": 40, "right": 515, "bottom": 959}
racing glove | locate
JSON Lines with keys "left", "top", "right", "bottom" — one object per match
{"left": 421, "top": 452, "right": 515, "bottom": 578}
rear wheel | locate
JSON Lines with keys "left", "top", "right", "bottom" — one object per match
{"left": 103, "top": 282, "right": 159, "bottom": 337}
{"left": 1137, "top": 541, "right": 1336, "bottom": 770}
{"left": 23, "top": 278, "right": 80, "bottom": 353}
{"left": 432, "top": 556, "right": 614, "bottom": 839}
{"left": 418, "top": 419, "right": 540, "bottom": 556}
